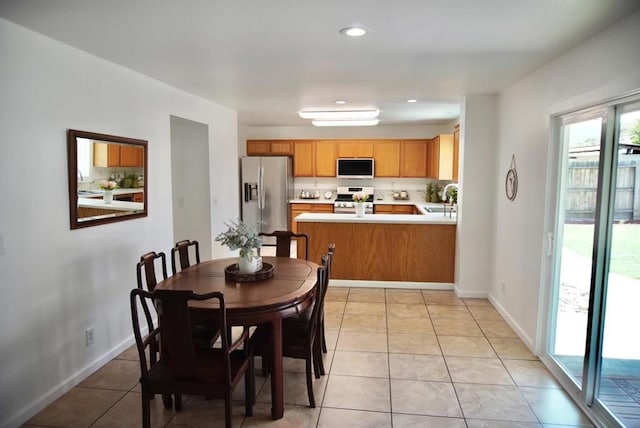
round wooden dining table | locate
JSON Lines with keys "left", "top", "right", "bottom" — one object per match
{"left": 154, "top": 256, "right": 319, "bottom": 419}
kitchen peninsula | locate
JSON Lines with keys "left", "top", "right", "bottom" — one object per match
{"left": 295, "top": 211, "right": 456, "bottom": 283}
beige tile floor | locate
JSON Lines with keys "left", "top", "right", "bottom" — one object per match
{"left": 24, "top": 288, "right": 594, "bottom": 428}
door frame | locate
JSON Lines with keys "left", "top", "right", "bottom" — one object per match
{"left": 539, "top": 93, "right": 640, "bottom": 428}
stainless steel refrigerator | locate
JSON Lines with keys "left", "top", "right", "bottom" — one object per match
{"left": 240, "top": 156, "right": 293, "bottom": 246}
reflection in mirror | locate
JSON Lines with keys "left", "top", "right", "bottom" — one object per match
{"left": 67, "top": 129, "right": 148, "bottom": 229}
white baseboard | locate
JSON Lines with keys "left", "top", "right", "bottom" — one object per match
{"left": 488, "top": 293, "right": 536, "bottom": 354}
{"left": 3, "top": 335, "right": 136, "bottom": 428}
{"left": 329, "top": 279, "right": 454, "bottom": 290}
{"left": 452, "top": 285, "right": 489, "bottom": 299}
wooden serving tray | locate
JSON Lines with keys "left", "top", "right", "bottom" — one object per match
{"left": 224, "top": 262, "right": 274, "bottom": 282}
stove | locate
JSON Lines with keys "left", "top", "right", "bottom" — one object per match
{"left": 333, "top": 186, "right": 374, "bottom": 214}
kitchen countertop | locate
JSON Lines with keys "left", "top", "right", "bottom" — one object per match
{"left": 294, "top": 212, "right": 456, "bottom": 225}
{"left": 289, "top": 198, "right": 336, "bottom": 204}
{"left": 78, "top": 197, "right": 144, "bottom": 212}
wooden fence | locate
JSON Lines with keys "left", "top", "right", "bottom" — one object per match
{"left": 565, "top": 156, "right": 640, "bottom": 222}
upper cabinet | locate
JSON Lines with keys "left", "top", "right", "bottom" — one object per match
{"left": 93, "top": 142, "right": 120, "bottom": 167}
{"left": 427, "top": 134, "right": 454, "bottom": 180}
{"left": 315, "top": 140, "right": 337, "bottom": 177}
{"left": 293, "top": 140, "right": 315, "bottom": 177}
{"left": 93, "top": 142, "right": 144, "bottom": 168}
{"left": 373, "top": 140, "right": 400, "bottom": 177}
{"left": 120, "top": 145, "right": 144, "bottom": 167}
{"left": 453, "top": 125, "right": 460, "bottom": 182}
{"left": 400, "top": 139, "right": 428, "bottom": 177}
{"left": 246, "top": 140, "right": 294, "bottom": 156}
{"left": 247, "top": 136, "right": 458, "bottom": 179}
{"left": 336, "top": 140, "right": 374, "bottom": 158}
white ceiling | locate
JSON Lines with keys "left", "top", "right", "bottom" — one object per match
{"left": 1, "top": 0, "right": 638, "bottom": 127}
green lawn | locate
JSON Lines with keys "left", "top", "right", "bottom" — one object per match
{"left": 563, "top": 223, "right": 640, "bottom": 279}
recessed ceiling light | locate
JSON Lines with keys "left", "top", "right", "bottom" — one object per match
{"left": 340, "top": 26, "right": 367, "bottom": 37}
{"left": 298, "top": 110, "right": 379, "bottom": 120}
{"left": 407, "top": 99, "right": 418, "bottom": 103}
{"left": 312, "top": 119, "right": 379, "bottom": 127}
{"left": 335, "top": 100, "right": 347, "bottom": 104}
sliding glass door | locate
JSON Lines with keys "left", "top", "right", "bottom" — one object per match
{"left": 547, "top": 99, "right": 640, "bottom": 428}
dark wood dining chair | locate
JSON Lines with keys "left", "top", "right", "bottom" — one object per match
{"left": 250, "top": 257, "right": 328, "bottom": 408}
{"left": 258, "top": 230, "right": 309, "bottom": 260}
{"left": 135, "top": 251, "right": 169, "bottom": 367}
{"left": 130, "top": 288, "right": 254, "bottom": 428}
{"left": 318, "top": 243, "right": 335, "bottom": 370}
{"left": 170, "top": 239, "right": 201, "bottom": 275}
{"left": 137, "top": 251, "right": 219, "bottom": 355}
{"left": 137, "top": 251, "right": 168, "bottom": 292}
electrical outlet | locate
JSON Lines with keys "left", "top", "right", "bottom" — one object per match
{"left": 501, "top": 281, "right": 506, "bottom": 294}
{"left": 86, "top": 328, "right": 94, "bottom": 346}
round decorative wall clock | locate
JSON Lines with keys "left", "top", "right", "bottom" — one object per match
{"left": 505, "top": 154, "right": 518, "bottom": 201}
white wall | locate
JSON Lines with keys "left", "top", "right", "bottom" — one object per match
{"left": 170, "top": 116, "right": 213, "bottom": 260}
{"left": 0, "top": 19, "right": 239, "bottom": 427}
{"left": 456, "top": 95, "right": 498, "bottom": 299}
{"left": 491, "top": 10, "right": 640, "bottom": 350}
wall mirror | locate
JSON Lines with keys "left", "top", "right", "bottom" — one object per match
{"left": 67, "top": 129, "right": 148, "bottom": 229}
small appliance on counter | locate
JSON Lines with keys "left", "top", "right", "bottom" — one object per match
{"left": 392, "top": 190, "right": 409, "bottom": 200}
{"left": 298, "top": 189, "right": 321, "bottom": 199}
{"left": 333, "top": 186, "right": 374, "bottom": 214}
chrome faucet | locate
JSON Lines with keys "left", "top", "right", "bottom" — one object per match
{"left": 441, "top": 183, "right": 458, "bottom": 203}
{"left": 77, "top": 169, "right": 83, "bottom": 182}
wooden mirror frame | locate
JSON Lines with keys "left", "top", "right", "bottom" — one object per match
{"left": 67, "top": 129, "right": 148, "bottom": 229}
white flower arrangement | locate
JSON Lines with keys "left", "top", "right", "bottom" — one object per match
{"left": 98, "top": 180, "right": 118, "bottom": 191}
{"left": 215, "top": 220, "right": 262, "bottom": 260}
{"left": 352, "top": 192, "right": 369, "bottom": 203}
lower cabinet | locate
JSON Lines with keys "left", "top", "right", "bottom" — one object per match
{"left": 374, "top": 204, "right": 417, "bottom": 214}
{"left": 290, "top": 203, "right": 333, "bottom": 232}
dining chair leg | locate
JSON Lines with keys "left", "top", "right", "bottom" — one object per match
{"left": 225, "top": 392, "right": 232, "bottom": 428}
{"left": 174, "top": 393, "right": 183, "bottom": 411}
{"left": 245, "top": 362, "right": 254, "bottom": 415}
{"left": 142, "top": 394, "right": 151, "bottom": 428}
{"left": 305, "top": 358, "right": 316, "bottom": 408}
{"left": 321, "top": 319, "right": 327, "bottom": 353}
{"left": 314, "top": 341, "right": 325, "bottom": 376}
{"left": 161, "top": 393, "right": 173, "bottom": 409}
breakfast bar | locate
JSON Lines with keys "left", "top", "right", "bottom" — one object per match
{"left": 295, "top": 212, "right": 456, "bottom": 283}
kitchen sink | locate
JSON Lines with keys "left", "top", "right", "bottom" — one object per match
{"left": 422, "top": 205, "right": 446, "bottom": 213}
{"left": 78, "top": 190, "right": 103, "bottom": 195}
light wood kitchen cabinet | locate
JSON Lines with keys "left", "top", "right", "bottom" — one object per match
{"left": 246, "top": 140, "right": 294, "bottom": 156}
{"left": 270, "top": 140, "right": 293, "bottom": 155}
{"left": 314, "top": 140, "right": 337, "bottom": 177}
{"left": 453, "top": 125, "right": 460, "bottom": 182}
{"left": 246, "top": 140, "right": 271, "bottom": 155}
{"left": 119, "top": 145, "right": 144, "bottom": 167}
{"left": 427, "top": 134, "right": 454, "bottom": 180}
{"left": 336, "top": 140, "right": 374, "bottom": 158}
{"left": 290, "top": 203, "right": 334, "bottom": 232}
{"left": 374, "top": 204, "right": 417, "bottom": 214}
{"left": 400, "top": 140, "right": 428, "bottom": 177}
{"left": 293, "top": 140, "right": 315, "bottom": 177}
{"left": 93, "top": 143, "right": 121, "bottom": 167}
{"left": 373, "top": 140, "right": 401, "bottom": 177}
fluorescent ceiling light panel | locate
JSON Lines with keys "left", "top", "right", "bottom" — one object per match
{"left": 340, "top": 26, "right": 367, "bottom": 37}
{"left": 312, "top": 119, "right": 379, "bottom": 127}
{"left": 298, "top": 110, "right": 379, "bottom": 120}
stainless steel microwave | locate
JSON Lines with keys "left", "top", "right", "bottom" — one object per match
{"left": 336, "top": 158, "right": 375, "bottom": 179}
